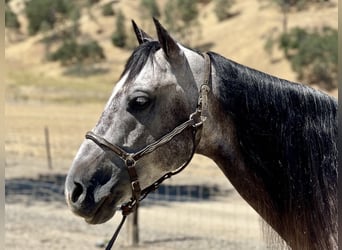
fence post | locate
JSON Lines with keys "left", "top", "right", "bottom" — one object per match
{"left": 126, "top": 208, "right": 139, "bottom": 246}
{"left": 44, "top": 126, "right": 52, "bottom": 169}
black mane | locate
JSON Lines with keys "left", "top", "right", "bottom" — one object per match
{"left": 208, "top": 52, "right": 337, "bottom": 248}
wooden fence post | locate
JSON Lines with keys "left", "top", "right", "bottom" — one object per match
{"left": 44, "top": 126, "right": 52, "bottom": 169}
{"left": 126, "top": 208, "right": 139, "bottom": 246}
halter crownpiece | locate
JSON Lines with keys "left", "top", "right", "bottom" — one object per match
{"left": 85, "top": 52, "right": 211, "bottom": 250}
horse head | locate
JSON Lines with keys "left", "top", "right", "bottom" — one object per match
{"left": 64, "top": 19, "right": 209, "bottom": 224}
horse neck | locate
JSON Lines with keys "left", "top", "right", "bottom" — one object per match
{"left": 196, "top": 55, "right": 281, "bottom": 236}
{"left": 196, "top": 52, "right": 337, "bottom": 249}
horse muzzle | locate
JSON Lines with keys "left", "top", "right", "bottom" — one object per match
{"left": 64, "top": 153, "right": 129, "bottom": 224}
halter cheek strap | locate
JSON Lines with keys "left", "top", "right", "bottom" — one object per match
{"left": 85, "top": 53, "right": 211, "bottom": 250}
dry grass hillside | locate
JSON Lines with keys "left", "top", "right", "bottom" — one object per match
{"left": 5, "top": 0, "right": 338, "bottom": 100}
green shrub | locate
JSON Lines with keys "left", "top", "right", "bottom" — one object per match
{"left": 214, "top": 0, "right": 235, "bottom": 21}
{"left": 25, "top": 0, "right": 73, "bottom": 35}
{"left": 88, "top": 0, "right": 100, "bottom": 5}
{"left": 164, "top": 0, "right": 200, "bottom": 45}
{"left": 268, "top": 0, "right": 331, "bottom": 10}
{"left": 177, "top": 0, "right": 198, "bottom": 23}
{"left": 102, "top": 3, "right": 115, "bottom": 16}
{"left": 111, "top": 10, "right": 127, "bottom": 48}
{"left": 5, "top": 8, "right": 20, "bottom": 29}
{"left": 140, "top": 0, "right": 160, "bottom": 18}
{"left": 49, "top": 40, "right": 105, "bottom": 66}
{"left": 278, "top": 27, "right": 337, "bottom": 90}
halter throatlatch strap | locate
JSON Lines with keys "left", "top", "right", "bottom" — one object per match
{"left": 200, "top": 53, "right": 211, "bottom": 121}
{"left": 85, "top": 52, "right": 211, "bottom": 250}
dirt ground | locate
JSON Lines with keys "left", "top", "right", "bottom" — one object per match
{"left": 5, "top": 102, "right": 276, "bottom": 250}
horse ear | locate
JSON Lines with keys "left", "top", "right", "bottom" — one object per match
{"left": 153, "top": 17, "right": 182, "bottom": 60}
{"left": 131, "top": 20, "right": 153, "bottom": 44}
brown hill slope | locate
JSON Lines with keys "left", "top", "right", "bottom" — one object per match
{"left": 5, "top": 0, "right": 338, "bottom": 98}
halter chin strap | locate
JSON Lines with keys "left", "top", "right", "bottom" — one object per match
{"left": 85, "top": 53, "right": 211, "bottom": 250}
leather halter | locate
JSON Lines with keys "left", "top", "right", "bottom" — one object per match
{"left": 85, "top": 53, "right": 211, "bottom": 249}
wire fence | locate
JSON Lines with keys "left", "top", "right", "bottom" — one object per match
{"left": 5, "top": 126, "right": 267, "bottom": 249}
{"left": 5, "top": 173, "right": 267, "bottom": 249}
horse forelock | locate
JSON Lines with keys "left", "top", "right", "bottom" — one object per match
{"left": 208, "top": 52, "right": 337, "bottom": 249}
{"left": 121, "top": 41, "right": 161, "bottom": 82}
{"left": 121, "top": 41, "right": 203, "bottom": 83}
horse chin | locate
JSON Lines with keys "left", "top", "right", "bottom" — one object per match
{"left": 83, "top": 195, "right": 120, "bottom": 225}
{"left": 85, "top": 211, "right": 116, "bottom": 225}
{"left": 85, "top": 204, "right": 117, "bottom": 225}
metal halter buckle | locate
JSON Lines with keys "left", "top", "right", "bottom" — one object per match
{"left": 125, "top": 155, "right": 136, "bottom": 167}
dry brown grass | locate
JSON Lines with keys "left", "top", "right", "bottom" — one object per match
{"left": 5, "top": 0, "right": 338, "bottom": 99}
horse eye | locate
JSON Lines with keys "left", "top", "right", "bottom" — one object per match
{"left": 129, "top": 96, "right": 151, "bottom": 110}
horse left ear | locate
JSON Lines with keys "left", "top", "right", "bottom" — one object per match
{"left": 132, "top": 20, "right": 153, "bottom": 44}
{"left": 153, "top": 17, "right": 183, "bottom": 60}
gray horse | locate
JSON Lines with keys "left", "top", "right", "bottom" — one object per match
{"left": 65, "top": 19, "right": 337, "bottom": 250}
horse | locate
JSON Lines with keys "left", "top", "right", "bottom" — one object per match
{"left": 65, "top": 18, "right": 337, "bottom": 250}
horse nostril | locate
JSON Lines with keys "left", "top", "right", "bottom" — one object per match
{"left": 71, "top": 182, "right": 84, "bottom": 203}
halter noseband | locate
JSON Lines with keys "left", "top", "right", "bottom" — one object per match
{"left": 85, "top": 53, "right": 211, "bottom": 250}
